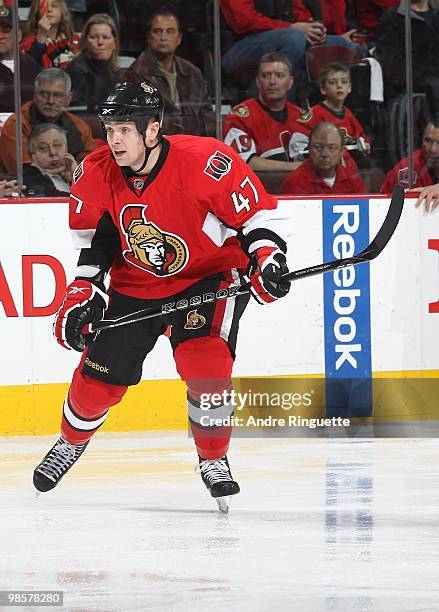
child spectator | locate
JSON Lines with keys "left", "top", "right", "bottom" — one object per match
{"left": 21, "top": 0, "right": 79, "bottom": 69}
{"left": 67, "top": 14, "right": 121, "bottom": 112}
{"left": 290, "top": 62, "right": 370, "bottom": 167}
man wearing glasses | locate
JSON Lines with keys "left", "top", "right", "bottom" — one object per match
{"left": 0, "top": 67, "right": 96, "bottom": 172}
{"left": 280, "top": 121, "right": 366, "bottom": 195}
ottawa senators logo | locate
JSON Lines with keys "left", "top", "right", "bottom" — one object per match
{"left": 204, "top": 150, "right": 233, "bottom": 181}
{"left": 120, "top": 205, "right": 188, "bottom": 276}
{"left": 184, "top": 309, "right": 206, "bottom": 330}
{"left": 141, "top": 82, "right": 155, "bottom": 94}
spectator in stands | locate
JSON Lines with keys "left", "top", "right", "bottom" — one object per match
{"left": 0, "top": 178, "right": 20, "bottom": 197}
{"left": 21, "top": 0, "right": 79, "bottom": 69}
{"left": 280, "top": 121, "right": 367, "bottom": 194}
{"left": 23, "top": 123, "right": 75, "bottom": 196}
{"left": 67, "top": 14, "right": 121, "bottom": 112}
{"left": 414, "top": 183, "right": 439, "bottom": 211}
{"left": 220, "top": 0, "right": 360, "bottom": 86}
{"left": 293, "top": 0, "right": 358, "bottom": 40}
{"left": 352, "top": 0, "right": 398, "bottom": 42}
{"left": 382, "top": 119, "right": 439, "bottom": 192}
{"left": 375, "top": 0, "right": 439, "bottom": 115}
{"left": 124, "top": 8, "right": 211, "bottom": 135}
{"left": 223, "top": 52, "right": 304, "bottom": 172}
{"left": 67, "top": 0, "right": 87, "bottom": 32}
{"left": 0, "top": 3, "right": 41, "bottom": 112}
{"left": 0, "top": 68, "right": 96, "bottom": 173}
{"left": 290, "top": 62, "right": 370, "bottom": 172}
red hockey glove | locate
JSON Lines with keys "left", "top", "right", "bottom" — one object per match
{"left": 53, "top": 279, "right": 108, "bottom": 352}
{"left": 248, "top": 246, "right": 291, "bottom": 305}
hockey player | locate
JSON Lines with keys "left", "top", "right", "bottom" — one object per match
{"left": 33, "top": 81, "right": 292, "bottom": 512}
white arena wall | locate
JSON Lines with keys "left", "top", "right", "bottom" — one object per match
{"left": 0, "top": 195, "right": 438, "bottom": 435}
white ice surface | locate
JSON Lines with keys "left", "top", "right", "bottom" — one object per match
{"left": 1, "top": 433, "right": 439, "bottom": 612}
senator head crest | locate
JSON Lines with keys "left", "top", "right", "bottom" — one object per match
{"left": 120, "top": 205, "right": 188, "bottom": 276}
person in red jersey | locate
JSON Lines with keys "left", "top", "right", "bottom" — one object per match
{"left": 223, "top": 52, "right": 304, "bottom": 172}
{"left": 382, "top": 119, "right": 439, "bottom": 193}
{"left": 352, "top": 0, "right": 398, "bottom": 41}
{"left": 33, "top": 81, "right": 292, "bottom": 512}
{"left": 290, "top": 62, "right": 370, "bottom": 169}
{"left": 281, "top": 121, "right": 366, "bottom": 195}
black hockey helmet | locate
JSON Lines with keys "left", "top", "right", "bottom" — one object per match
{"left": 98, "top": 81, "right": 164, "bottom": 134}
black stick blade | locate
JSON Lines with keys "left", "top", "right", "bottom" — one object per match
{"left": 284, "top": 184, "right": 405, "bottom": 282}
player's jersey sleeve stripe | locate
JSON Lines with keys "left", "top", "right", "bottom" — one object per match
{"left": 202, "top": 212, "right": 238, "bottom": 247}
{"left": 63, "top": 397, "right": 109, "bottom": 431}
{"left": 74, "top": 212, "right": 121, "bottom": 272}
{"left": 71, "top": 228, "right": 97, "bottom": 249}
{"left": 260, "top": 146, "right": 288, "bottom": 159}
{"left": 219, "top": 268, "right": 241, "bottom": 342}
{"left": 187, "top": 394, "right": 234, "bottom": 426}
{"left": 241, "top": 208, "right": 293, "bottom": 252}
{"left": 223, "top": 127, "right": 256, "bottom": 161}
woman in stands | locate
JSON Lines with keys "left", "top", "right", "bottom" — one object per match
{"left": 66, "top": 13, "right": 121, "bottom": 112}
{"left": 21, "top": 0, "right": 79, "bottom": 69}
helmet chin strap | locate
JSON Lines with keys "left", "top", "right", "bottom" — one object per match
{"left": 131, "top": 135, "right": 161, "bottom": 174}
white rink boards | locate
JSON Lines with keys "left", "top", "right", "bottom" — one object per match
{"left": 0, "top": 196, "right": 438, "bottom": 433}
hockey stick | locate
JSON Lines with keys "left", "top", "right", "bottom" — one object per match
{"left": 84, "top": 184, "right": 404, "bottom": 334}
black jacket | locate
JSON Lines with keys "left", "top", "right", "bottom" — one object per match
{"left": 66, "top": 53, "right": 122, "bottom": 112}
{"left": 0, "top": 52, "right": 41, "bottom": 112}
{"left": 375, "top": 2, "right": 439, "bottom": 94}
{"left": 23, "top": 164, "right": 70, "bottom": 197}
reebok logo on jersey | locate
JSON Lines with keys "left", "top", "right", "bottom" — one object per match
{"left": 85, "top": 357, "right": 109, "bottom": 374}
{"left": 73, "top": 160, "right": 84, "bottom": 184}
{"left": 68, "top": 286, "right": 87, "bottom": 295}
{"left": 204, "top": 151, "right": 233, "bottom": 182}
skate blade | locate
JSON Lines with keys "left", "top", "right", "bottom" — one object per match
{"left": 216, "top": 496, "right": 230, "bottom": 514}
{"left": 35, "top": 491, "right": 41, "bottom": 499}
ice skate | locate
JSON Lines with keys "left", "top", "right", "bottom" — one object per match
{"left": 33, "top": 437, "right": 89, "bottom": 492}
{"left": 198, "top": 455, "right": 240, "bottom": 513}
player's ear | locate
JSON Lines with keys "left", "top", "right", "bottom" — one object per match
{"left": 147, "top": 120, "right": 160, "bottom": 141}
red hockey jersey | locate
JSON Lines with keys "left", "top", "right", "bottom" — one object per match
{"left": 280, "top": 159, "right": 366, "bottom": 195}
{"left": 290, "top": 103, "right": 369, "bottom": 170}
{"left": 69, "top": 136, "right": 291, "bottom": 300}
{"left": 223, "top": 98, "right": 304, "bottom": 162}
{"left": 381, "top": 148, "right": 435, "bottom": 193}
